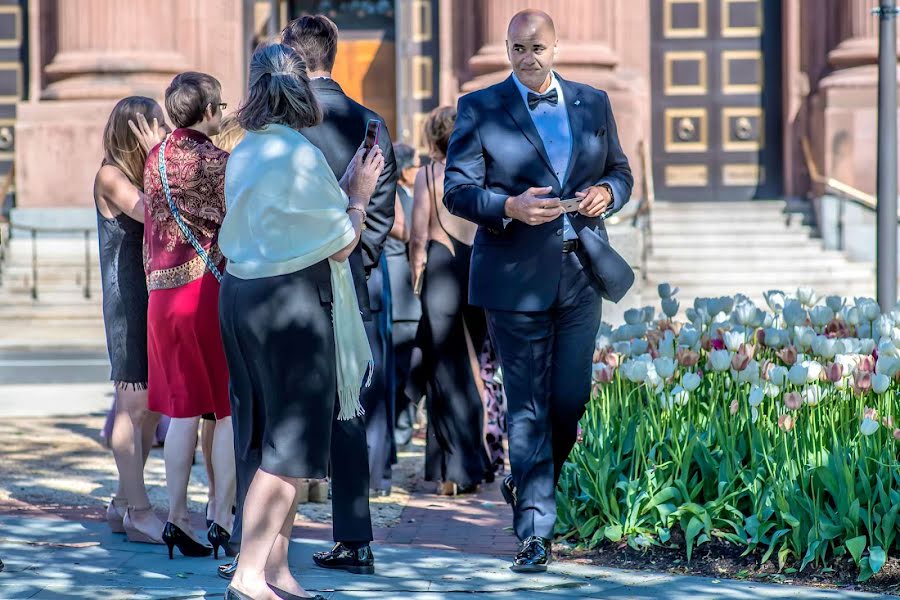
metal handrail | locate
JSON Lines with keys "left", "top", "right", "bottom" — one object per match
{"left": 801, "top": 136, "right": 879, "bottom": 209}
{"left": 606, "top": 139, "right": 652, "bottom": 279}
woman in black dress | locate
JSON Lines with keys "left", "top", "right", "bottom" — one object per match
{"left": 93, "top": 97, "right": 168, "bottom": 543}
{"left": 219, "top": 43, "right": 383, "bottom": 600}
{"left": 409, "top": 106, "right": 491, "bottom": 495}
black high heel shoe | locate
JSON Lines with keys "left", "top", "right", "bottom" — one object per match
{"left": 207, "top": 522, "right": 237, "bottom": 560}
{"left": 162, "top": 521, "right": 212, "bottom": 559}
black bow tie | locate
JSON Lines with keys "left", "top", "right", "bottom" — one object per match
{"left": 527, "top": 89, "right": 558, "bottom": 110}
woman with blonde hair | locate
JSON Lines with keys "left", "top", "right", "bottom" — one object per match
{"left": 93, "top": 96, "right": 168, "bottom": 542}
{"left": 409, "top": 106, "right": 491, "bottom": 496}
{"left": 220, "top": 42, "right": 383, "bottom": 600}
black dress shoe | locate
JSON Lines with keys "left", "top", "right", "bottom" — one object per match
{"left": 312, "top": 542, "right": 375, "bottom": 575}
{"left": 501, "top": 474, "right": 517, "bottom": 507}
{"left": 161, "top": 522, "right": 212, "bottom": 559}
{"left": 218, "top": 553, "right": 238, "bottom": 580}
{"left": 510, "top": 536, "right": 551, "bottom": 573}
{"left": 268, "top": 584, "right": 326, "bottom": 600}
{"left": 207, "top": 522, "right": 238, "bottom": 560}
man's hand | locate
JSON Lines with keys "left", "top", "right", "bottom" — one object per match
{"left": 576, "top": 185, "right": 612, "bottom": 217}
{"left": 504, "top": 186, "right": 562, "bottom": 226}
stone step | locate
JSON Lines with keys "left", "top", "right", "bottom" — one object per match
{"left": 651, "top": 233, "right": 823, "bottom": 248}
{"left": 650, "top": 222, "right": 813, "bottom": 235}
{"left": 646, "top": 258, "right": 873, "bottom": 274}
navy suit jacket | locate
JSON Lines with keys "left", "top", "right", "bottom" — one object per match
{"left": 444, "top": 74, "right": 634, "bottom": 312}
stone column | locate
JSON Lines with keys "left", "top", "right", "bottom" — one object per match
{"left": 16, "top": 0, "right": 245, "bottom": 209}
{"left": 814, "top": 0, "right": 900, "bottom": 193}
{"left": 40, "top": 0, "right": 188, "bottom": 100}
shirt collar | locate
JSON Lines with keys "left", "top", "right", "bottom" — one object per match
{"left": 511, "top": 71, "right": 562, "bottom": 107}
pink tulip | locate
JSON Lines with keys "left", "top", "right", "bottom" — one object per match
{"left": 677, "top": 348, "right": 700, "bottom": 368}
{"left": 756, "top": 329, "right": 766, "bottom": 345}
{"left": 882, "top": 415, "right": 895, "bottom": 428}
{"left": 731, "top": 351, "right": 751, "bottom": 372}
{"left": 864, "top": 406, "right": 878, "bottom": 421}
{"left": 730, "top": 399, "right": 740, "bottom": 416}
{"left": 826, "top": 362, "right": 843, "bottom": 383}
{"left": 893, "top": 428, "right": 900, "bottom": 441}
{"left": 783, "top": 391, "right": 803, "bottom": 411}
{"left": 778, "top": 414, "right": 796, "bottom": 432}
{"left": 760, "top": 360, "right": 775, "bottom": 381}
{"left": 777, "top": 346, "right": 798, "bottom": 366}
{"left": 852, "top": 371, "right": 873, "bottom": 395}
{"left": 592, "top": 348, "right": 602, "bottom": 364}
{"left": 710, "top": 338, "right": 725, "bottom": 351}
{"left": 858, "top": 356, "right": 876, "bottom": 374}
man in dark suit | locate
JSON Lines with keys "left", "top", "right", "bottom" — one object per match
{"left": 443, "top": 9, "right": 634, "bottom": 573}
{"left": 219, "top": 15, "right": 396, "bottom": 579}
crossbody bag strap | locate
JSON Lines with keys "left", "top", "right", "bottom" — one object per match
{"left": 157, "top": 137, "right": 223, "bottom": 283}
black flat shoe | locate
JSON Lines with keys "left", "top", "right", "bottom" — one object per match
{"left": 501, "top": 474, "right": 517, "bottom": 507}
{"left": 312, "top": 542, "right": 375, "bottom": 575}
{"left": 207, "top": 522, "right": 237, "bottom": 560}
{"left": 218, "top": 553, "right": 239, "bottom": 580}
{"left": 224, "top": 585, "right": 253, "bottom": 600}
{"left": 162, "top": 521, "right": 212, "bottom": 559}
{"left": 510, "top": 536, "right": 551, "bottom": 573}
{"left": 268, "top": 584, "right": 326, "bottom": 600}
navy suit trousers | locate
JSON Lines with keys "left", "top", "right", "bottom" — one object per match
{"left": 486, "top": 249, "right": 602, "bottom": 541}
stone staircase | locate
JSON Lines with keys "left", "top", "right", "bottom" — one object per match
{"left": 645, "top": 199, "right": 877, "bottom": 309}
{"left": 0, "top": 234, "right": 105, "bottom": 348}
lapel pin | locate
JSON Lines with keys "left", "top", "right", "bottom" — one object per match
{"left": 574, "top": 100, "right": 581, "bottom": 106}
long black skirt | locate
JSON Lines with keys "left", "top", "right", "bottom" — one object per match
{"left": 417, "top": 239, "right": 490, "bottom": 488}
{"left": 218, "top": 262, "right": 336, "bottom": 479}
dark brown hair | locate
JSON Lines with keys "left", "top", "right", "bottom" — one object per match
{"left": 236, "top": 43, "right": 322, "bottom": 132}
{"left": 102, "top": 96, "right": 162, "bottom": 189}
{"left": 281, "top": 15, "right": 339, "bottom": 72}
{"left": 423, "top": 106, "right": 457, "bottom": 159}
{"left": 164, "top": 72, "right": 222, "bottom": 128}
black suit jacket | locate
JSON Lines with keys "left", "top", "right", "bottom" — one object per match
{"left": 300, "top": 78, "right": 398, "bottom": 317}
{"left": 444, "top": 74, "right": 634, "bottom": 311}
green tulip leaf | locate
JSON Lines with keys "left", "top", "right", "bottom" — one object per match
{"left": 846, "top": 535, "right": 866, "bottom": 565}
{"left": 604, "top": 524, "right": 623, "bottom": 542}
{"left": 868, "top": 546, "right": 886, "bottom": 575}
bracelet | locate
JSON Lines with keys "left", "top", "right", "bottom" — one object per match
{"left": 347, "top": 205, "right": 367, "bottom": 222}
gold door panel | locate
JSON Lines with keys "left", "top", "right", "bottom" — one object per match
{"left": 722, "top": 164, "right": 765, "bottom": 186}
{"left": 665, "top": 164, "right": 709, "bottom": 187}
{"left": 664, "top": 51, "right": 708, "bottom": 95}
{"left": 722, "top": 0, "right": 762, "bottom": 38}
{"left": 722, "top": 107, "right": 764, "bottom": 151}
{"left": 721, "top": 50, "right": 762, "bottom": 95}
{"left": 665, "top": 108, "right": 708, "bottom": 153}
{"left": 664, "top": 0, "right": 707, "bottom": 38}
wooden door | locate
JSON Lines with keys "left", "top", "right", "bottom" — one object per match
{"left": 650, "top": 0, "right": 782, "bottom": 201}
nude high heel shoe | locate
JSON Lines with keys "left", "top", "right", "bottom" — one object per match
{"left": 106, "top": 496, "right": 127, "bottom": 534}
{"left": 123, "top": 506, "right": 164, "bottom": 544}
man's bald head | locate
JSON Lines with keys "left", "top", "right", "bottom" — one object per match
{"left": 506, "top": 9, "right": 557, "bottom": 92}
{"left": 507, "top": 9, "right": 556, "bottom": 39}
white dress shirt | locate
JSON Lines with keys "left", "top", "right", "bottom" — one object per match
{"left": 511, "top": 71, "right": 576, "bottom": 240}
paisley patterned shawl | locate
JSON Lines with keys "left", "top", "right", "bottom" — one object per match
{"left": 143, "top": 128, "right": 229, "bottom": 291}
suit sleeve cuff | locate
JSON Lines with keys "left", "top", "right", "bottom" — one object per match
{"left": 598, "top": 178, "right": 627, "bottom": 212}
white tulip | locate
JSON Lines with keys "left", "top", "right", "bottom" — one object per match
{"left": 764, "top": 382, "right": 781, "bottom": 398}
{"left": 678, "top": 326, "right": 700, "bottom": 350}
{"left": 630, "top": 339, "right": 649, "bottom": 356}
{"left": 653, "top": 357, "right": 677, "bottom": 379}
{"left": 736, "top": 361, "right": 760, "bottom": 385}
{"left": 685, "top": 308, "right": 698, "bottom": 324}
{"left": 872, "top": 373, "right": 891, "bottom": 395}
{"left": 733, "top": 302, "right": 757, "bottom": 327}
{"left": 878, "top": 339, "right": 898, "bottom": 358}
{"left": 658, "top": 331, "right": 676, "bottom": 359}
{"left": 788, "top": 364, "right": 809, "bottom": 386}
{"left": 769, "top": 366, "right": 788, "bottom": 387}
{"left": 613, "top": 341, "right": 631, "bottom": 356}
{"left": 748, "top": 385, "right": 764, "bottom": 407}
{"left": 862, "top": 300, "right": 881, "bottom": 322}
{"left": 845, "top": 306, "right": 861, "bottom": 326}
{"left": 641, "top": 306, "right": 656, "bottom": 323}
{"left": 751, "top": 406, "right": 759, "bottom": 424}
{"left": 682, "top": 372, "right": 702, "bottom": 392}
{"left": 797, "top": 287, "right": 820, "bottom": 308}
{"left": 858, "top": 338, "right": 876, "bottom": 355}
{"left": 723, "top": 331, "right": 744, "bottom": 352}
{"left": 832, "top": 339, "right": 848, "bottom": 356}
{"left": 858, "top": 322, "right": 873, "bottom": 340}
{"left": 860, "top": 418, "right": 880, "bottom": 436}
{"left": 876, "top": 356, "right": 900, "bottom": 377}
{"left": 793, "top": 326, "right": 816, "bottom": 351}
{"left": 659, "top": 392, "right": 675, "bottom": 411}
{"left": 710, "top": 350, "right": 732, "bottom": 372}
{"left": 803, "top": 385, "right": 825, "bottom": 406}
{"left": 624, "top": 309, "right": 642, "bottom": 325}
{"left": 661, "top": 297, "right": 680, "bottom": 318}
{"left": 810, "top": 306, "right": 835, "bottom": 329}
{"left": 658, "top": 283, "right": 678, "bottom": 299}
{"left": 623, "top": 360, "right": 648, "bottom": 383}
{"left": 876, "top": 315, "right": 894, "bottom": 339}
{"left": 764, "top": 290, "right": 786, "bottom": 313}
{"left": 719, "top": 296, "right": 736, "bottom": 315}
{"left": 826, "top": 295, "right": 844, "bottom": 313}
{"left": 803, "top": 360, "right": 824, "bottom": 382}
{"left": 812, "top": 336, "right": 837, "bottom": 360}
{"left": 672, "top": 385, "right": 690, "bottom": 406}
{"left": 783, "top": 301, "right": 808, "bottom": 328}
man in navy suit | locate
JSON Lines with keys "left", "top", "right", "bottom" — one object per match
{"left": 444, "top": 9, "right": 634, "bottom": 572}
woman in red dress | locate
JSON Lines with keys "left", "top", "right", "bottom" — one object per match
{"left": 143, "top": 71, "right": 235, "bottom": 560}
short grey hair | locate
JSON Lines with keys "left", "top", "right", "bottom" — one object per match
{"left": 237, "top": 43, "right": 322, "bottom": 132}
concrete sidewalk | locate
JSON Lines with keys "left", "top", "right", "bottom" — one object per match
{"left": 0, "top": 515, "right": 892, "bottom": 600}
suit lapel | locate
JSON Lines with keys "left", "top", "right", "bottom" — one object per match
{"left": 498, "top": 76, "right": 557, "bottom": 181}
{"left": 559, "top": 76, "right": 585, "bottom": 194}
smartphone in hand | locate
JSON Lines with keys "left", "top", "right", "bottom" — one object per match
{"left": 559, "top": 197, "right": 581, "bottom": 213}
{"left": 363, "top": 118, "right": 382, "bottom": 158}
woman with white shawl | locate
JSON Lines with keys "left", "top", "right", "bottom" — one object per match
{"left": 219, "top": 42, "right": 383, "bottom": 600}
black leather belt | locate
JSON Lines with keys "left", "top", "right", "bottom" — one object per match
{"left": 562, "top": 239, "right": 580, "bottom": 253}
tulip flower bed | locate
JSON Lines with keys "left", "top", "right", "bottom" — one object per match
{"left": 557, "top": 287, "right": 900, "bottom": 583}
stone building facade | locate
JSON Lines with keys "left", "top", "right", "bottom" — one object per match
{"left": 6, "top": 0, "right": 898, "bottom": 209}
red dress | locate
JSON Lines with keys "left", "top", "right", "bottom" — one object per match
{"left": 143, "top": 128, "right": 231, "bottom": 419}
